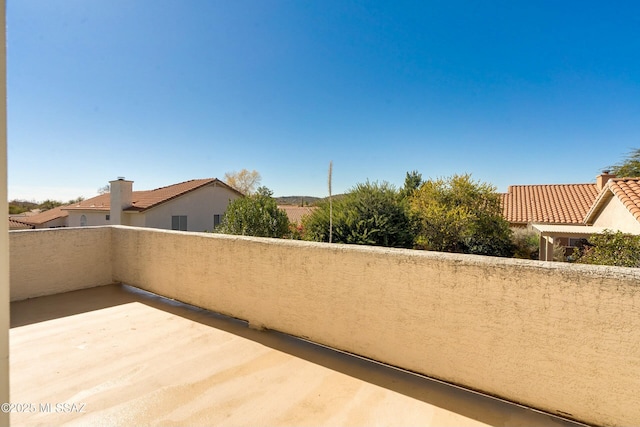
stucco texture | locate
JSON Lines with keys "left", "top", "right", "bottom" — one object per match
{"left": 110, "top": 227, "right": 640, "bottom": 427}
{"left": 9, "top": 226, "right": 640, "bottom": 426}
{"left": 591, "top": 195, "right": 640, "bottom": 234}
{"left": 9, "top": 227, "right": 114, "bottom": 301}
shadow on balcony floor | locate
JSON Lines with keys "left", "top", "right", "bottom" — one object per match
{"left": 10, "top": 284, "right": 586, "bottom": 427}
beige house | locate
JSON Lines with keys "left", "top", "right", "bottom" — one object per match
{"left": 13, "top": 205, "right": 71, "bottom": 229}
{"left": 501, "top": 173, "right": 615, "bottom": 260}
{"left": 584, "top": 177, "right": 640, "bottom": 234}
{"left": 501, "top": 174, "right": 610, "bottom": 228}
{"left": 63, "top": 178, "right": 243, "bottom": 232}
{"left": 503, "top": 173, "right": 640, "bottom": 261}
{"left": 16, "top": 177, "right": 243, "bottom": 232}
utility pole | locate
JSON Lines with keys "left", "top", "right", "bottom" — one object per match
{"left": 328, "top": 161, "right": 333, "bottom": 244}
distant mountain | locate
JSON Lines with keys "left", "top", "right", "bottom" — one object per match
{"left": 276, "top": 196, "right": 322, "bottom": 206}
{"left": 276, "top": 194, "right": 346, "bottom": 206}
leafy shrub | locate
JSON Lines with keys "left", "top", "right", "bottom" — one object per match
{"left": 409, "top": 174, "right": 514, "bottom": 257}
{"left": 216, "top": 187, "right": 290, "bottom": 238}
{"left": 511, "top": 227, "right": 539, "bottom": 259}
{"left": 574, "top": 230, "right": 640, "bottom": 267}
{"left": 302, "top": 181, "right": 414, "bottom": 248}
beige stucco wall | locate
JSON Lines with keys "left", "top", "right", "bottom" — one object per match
{"left": 9, "top": 227, "right": 114, "bottom": 301}
{"left": 110, "top": 226, "right": 640, "bottom": 427}
{"left": 9, "top": 226, "right": 640, "bottom": 426}
{"left": 591, "top": 195, "right": 640, "bottom": 234}
{"left": 67, "top": 210, "right": 110, "bottom": 227}
{"left": 140, "top": 183, "right": 240, "bottom": 231}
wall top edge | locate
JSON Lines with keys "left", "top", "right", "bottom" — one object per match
{"left": 108, "top": 226, "right": 640, "bottom": 280}
{"left": 13, "top": 225, "right": 640, "bottom": 280}
{"left": 10, "top": 226, "right": 113, "bottom": 233}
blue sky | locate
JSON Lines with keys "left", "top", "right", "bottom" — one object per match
{"left": 7, "top": 1, "right": 640, "bottom": 202}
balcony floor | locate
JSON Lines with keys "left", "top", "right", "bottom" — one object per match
{"left": 10, "top": 285, "right": 583, "bottom": 427}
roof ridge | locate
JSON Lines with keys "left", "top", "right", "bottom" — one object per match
{"left": 149, "top": 178, "right": 216, "bottom": 192}
{"left": 609, "top": 177, "right": 640, "bottom": 182}
{"left": 508, "top": 182, "right": 596, "bottom": 188}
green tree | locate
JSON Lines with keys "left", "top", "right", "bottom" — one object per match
{"left": 302, "top": 181, "right": 413, "bottom": 248}
{"left": 38, "top": 199, "right": 64, "bottom": 211}
{"left": 216, "top": 186, "right": 290, "bottom": 238}
{"left": 574, "top": 230, "right": 640, "bottom": 267}
{"left": 66, "top": 196, "right": 85, "bottom": 205}
{"left": 9, "top": 205, "right": 28, "bottom": 214}
{"left": 609, "top": 148, "right": 640, "bottom": 177}
{"left": 410, "top": 174, "right": 514, "bottom": 257}
{"left": 399, "top": 170, "right": 423, "bottom": 199}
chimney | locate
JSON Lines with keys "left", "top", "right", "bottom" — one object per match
{"left": 596, "top": 171, "right": 615, "bottom": 191}
{"left": 109, "top": 177, "right": 133, "bottom": 225}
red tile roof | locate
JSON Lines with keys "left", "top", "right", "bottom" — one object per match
{"left": 18, "top": 205, "right": 70, "bottom": 226}
{"left": 585, "top": 178, "right": 640, "bottom": 224}
{"left": 9, "top": 218, "right": 34, "bottom": 230}
{"left": 501, "top": 183, "right": 599, "bottom": 225}
{"left": 278, "top": 205, "right": 317, "bottom": 224}
{"left": 64, "top": 178, "right": 241, "bottom": 212}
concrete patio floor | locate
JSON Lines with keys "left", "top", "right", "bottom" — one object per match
{"left": 10, "top": 285, "right": 585, "bottom": 427}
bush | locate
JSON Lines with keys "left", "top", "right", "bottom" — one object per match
{"left": 511, "top": 227, "right": 539, "bottom": 259}
{"left": 409, "top": 174, "right": 514, "bottom": 257}
{"left": 216, "top": 187, "right": 290, "bottom": 238}
{"left": 302, "top": 181, "right": 414, "bottom": 248}
{"left": 574, "top": 230, "right": 640, "bottom": 267}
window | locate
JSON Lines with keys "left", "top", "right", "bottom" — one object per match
{"left": 213, "top": 214, "right": 221, "bottom": 228}
{"left": 171, "top": 215, "right": 187, "bottom": 231}
{"left": 106, "top": 214, "right": 110, "bottom": 221}
{"left": 80, "top": 215, "right": 87, "bottom": 226}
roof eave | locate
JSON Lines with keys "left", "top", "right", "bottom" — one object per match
{"left": 583, "top": 185, "right": 613, "bottom": 225}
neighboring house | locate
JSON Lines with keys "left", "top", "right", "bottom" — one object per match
{"left": 501, "top": 175, "right": 608, "bottom": 227}
{"left": 11, "top": 177, "right": 243, "bottom": 232}
{"left": 584, "top": 177, "right": 640, "bottom": 234}
{"left": 277, "top": 205, "right": 317, "bottom": 225}
{"left": 14, "top": 205, "right": 70, "bottom": 229}
{"left": 501, "top": 172, "right": 615, "bottom": 261}
{"left": 63, "top": 178, "right": 243, "bottom": 232}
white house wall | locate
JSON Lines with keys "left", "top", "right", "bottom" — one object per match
{"left": 141, "top": 184, "right": 240, "bottom": 232}
{"left": 125, "top": 212, "right": 145, "bottom": 227}
{"left": 67, "top": 211, "right": 111, "bottom": 227}
{"left": 591, "top": 195, "right": 640, "bottom": 234}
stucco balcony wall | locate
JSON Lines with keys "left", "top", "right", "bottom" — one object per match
{"left": 10, "top": 226, "right": 640, "bottom": 426}
{"left": 9, "top": 227, "right": 113, "bottom": 301}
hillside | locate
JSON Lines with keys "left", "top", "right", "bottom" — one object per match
{"left": 8, "top": 200, "right": 39, "bottom": 215}
{"left": 276, "top": 196, "right": 322, "bottom": 206}
{"left": 276, "top": 194, "right": 348, "bottom": 206}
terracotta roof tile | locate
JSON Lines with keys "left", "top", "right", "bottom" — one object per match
{"left": 19, "top": 205, "right": 70, "bottom": 225}
{"left": 277, "top": 205, "right": 317, "bottom": 224}
{"left": 9, "top": 218, "right": 34, "bottom": 229}
{"left": 606, "top": 178, "right": 640, "bottom": 223}
{"left": 501, "top": 183, "right": 599, "bottom": 225}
